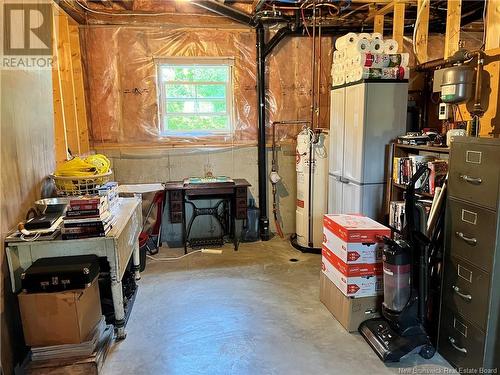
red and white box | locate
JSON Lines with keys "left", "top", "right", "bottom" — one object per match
{"left": 322, "top": 246, "right": 383, "bottom": 298}
{"left": 323, "top": 214, "right": 390, "bottom": 264}
{"left": 322, "top": 214, "right": 390, "bottom": 297}
{"left": 323, "top": 226, "right": 384, "bottom": 264}
{"left": 323, "top": 214, "right": 391, "bottom": 245}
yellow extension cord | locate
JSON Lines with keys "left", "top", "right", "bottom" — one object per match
{"left": 54, "top": 154, "right": 111, "bottom": 177}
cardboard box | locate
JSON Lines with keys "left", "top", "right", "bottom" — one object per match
{"left": 18, "top": 279, "right": 102, "bottom": 347}
{"left": 323, "top": 226, "right": 384, "bottom": 264}
{"left": 322, "top": 247, "right": 383, "bottom": 297}
{"left": 320, "top": 272, "right": 382, "bottom": 332}
{"left": 323, "top": 214, "right": 391, "bottom": 244}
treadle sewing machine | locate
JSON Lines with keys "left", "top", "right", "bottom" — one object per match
{"left": 164, "top": 176, "right": 251, "bottom": 252}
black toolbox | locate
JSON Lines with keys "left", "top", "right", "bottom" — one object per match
{"left": 21, "top": 255, "right": 100, "bottom": 293}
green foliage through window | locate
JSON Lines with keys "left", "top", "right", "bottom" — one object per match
{"left": 159, "top": 63, "right": 232, "bottom": 134}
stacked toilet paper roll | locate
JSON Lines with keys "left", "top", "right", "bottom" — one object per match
{"left": 331, "top": 32, "right": 410, "bottom": 87}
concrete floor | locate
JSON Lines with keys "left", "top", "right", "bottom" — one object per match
{"left": 102, "top": 238, "right": 453, "bottom": 375}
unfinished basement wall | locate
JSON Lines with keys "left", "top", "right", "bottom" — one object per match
{"left": 81, "top": 26, "right": 332, "bottom": 146}
{"left": 81, "top": 24, "right": 332, "bottom": 237}
{"left": 1, "top": 58, "right": 56, "bottom": 374}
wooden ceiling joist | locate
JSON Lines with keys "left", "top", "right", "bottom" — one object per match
{"left": 392, "top": 2, "right": 405, "bottom": 52}
{"left": 373, "top": 14, "right": 384, "bottom": 34}
{"left": 364, "top": 0, "right": 413, "bottom": 23}
{"left": 444, "top": 0, "right": 462, "bottom": 58}
{"left": 415, "top": 0, "right": 430, "bottom": 63}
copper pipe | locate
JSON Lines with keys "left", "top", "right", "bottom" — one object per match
{"left": 310, "top": 1, "right": 317, "bottom": 130}
{"left": 316, "top": 8, "right": 322, "bottom": 129}
{"left": 471, "top": 50, "right": 484, "bottom": 119}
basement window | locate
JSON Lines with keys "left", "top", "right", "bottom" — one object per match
{"left": 157, "top": 58, "right": 234, "bottom": 136}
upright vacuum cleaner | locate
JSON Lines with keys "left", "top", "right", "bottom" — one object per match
{"left": 359, "top": 166, "right": 442, "bottom": 362}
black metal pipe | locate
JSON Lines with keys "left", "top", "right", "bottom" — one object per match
{"left": 308, "top": 4, "right": 317, "bottom": 248}
{"left": 471, "top": 51, "right": 485, "bottom": 119}
{"left": 255, "top": 0, "right": 266, "bottom": 13}
{"left": 263, "top": 27, "right": 291, "bottom": 58}
{"left": 256, "top": 24, "right": 270, "bottom": 241}
{"left": 414, "top": 49, "right": 471, "bottom": 71}
{"left": 190, "top": 0, "right": 254, "bottom": 25}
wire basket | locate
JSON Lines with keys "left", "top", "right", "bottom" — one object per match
{"left": 50, "top": 171, "right": 113, "bottom": 196}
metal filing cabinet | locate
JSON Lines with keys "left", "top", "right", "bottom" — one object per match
{"left": 438, "top": 137, "right": 500, "bottom": 370}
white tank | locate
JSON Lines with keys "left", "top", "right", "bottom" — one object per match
{"left": 295, "top": 129, "right": 329, "bottom": 248}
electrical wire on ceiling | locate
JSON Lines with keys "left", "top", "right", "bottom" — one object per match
{"left": 481, "top": 0, "right": 488, "bottom": 49}
{"left": 337, "top": 3, "right": 369, "bottom": 20}
{"left": 73, "top": 0, "right": 221, "bottom": 17}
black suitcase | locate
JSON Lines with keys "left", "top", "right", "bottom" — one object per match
{"left": 21, "top": 255, "right": 100, "bottom": 293}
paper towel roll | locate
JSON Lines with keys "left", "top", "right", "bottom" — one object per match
{"left": 380, "top": 66, "right": 409, "bottom": 80}
{"left": 351, "top": 53, "right": 408, "bottom": 69}
{"left": 351, "top": 52, "right": 381, "bottom": 68}
{"left": 331, "top": 63, "right": 345, "bottom": 76}
{"left": 345, "top": 38, "right": 371, "bottom": 56}
{"left": 360, "top": 67, "right": 381, "bottom": 80}
{"left": 370, "top": 39, "right": 384, "bottom": 53}
{"left": 350, "top": 66, "right": 364, "bottom": 82}
{"left": 333, "top": 73, "right": 345, "bottom": 86}
{"left": 371, "top": 32, "right": 383, "bottom": 40}
{"left": 335, "top": 32, "right": 358, "bottom": 50}
{"left": 383, "top": 39, "right": 399, "bottom": 54}
{"left": 359, "top": 32, "right": 372, "bottom": 41}
{"left": 345, "top": 70, "right": 352, "bottom": 84}
{"left": 396, "top": 53, "right": 410, "bottom": 67}
{"left": 386, "top": 53, "right": 410, "bottom": 68}
{"left": 358, "top": 66, "right": 409, "bottom": 80}
{"left": 333, "top": 50, "right": 346, "bottom": 61}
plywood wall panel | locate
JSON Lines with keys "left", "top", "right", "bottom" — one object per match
{"left": 1, "top": 61, "right": 55, "bottom": 375}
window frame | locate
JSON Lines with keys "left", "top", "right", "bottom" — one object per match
{"left": 156, "top": 57, "right": 235, "bottom": 137}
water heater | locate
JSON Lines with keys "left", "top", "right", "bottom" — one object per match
{"left": 295, "top": 129, "right": 329, "bottom": 249}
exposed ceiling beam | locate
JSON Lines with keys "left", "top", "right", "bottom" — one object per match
{"left": 55, "top": 0, "right": 87, "bottom": 24}
{"left": 365, "top": 1, "right": 398, "bottom": 22}
{"left": 191, "top": 0, "right": 253, "bottom": 25}
{"left": 252, "top": 0, "right": 266, "bottom": 13}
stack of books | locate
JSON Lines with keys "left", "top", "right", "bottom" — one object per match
{"left": 389, "top": 201, "right": 406, "bottom": 232}
{"left": 393, "top": 155, "right": 448, "bottom": 195}
{"left": 30, "top": 317, "right": 108, "bottom": 362}
{"left": 97, "top": 182, "right": 119, "bottom": 211}
{"left": 393, "top": 154, "right": 435, "bottom": 187}
{"left": 62, "top": 196, "right": 115, "bottom": 240}
{"left": 25, "top": 318, "right": 114, "bottom": 374}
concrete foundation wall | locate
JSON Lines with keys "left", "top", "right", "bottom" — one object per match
{"left": 103, "top": 145, "right": 298, "bottom": 244}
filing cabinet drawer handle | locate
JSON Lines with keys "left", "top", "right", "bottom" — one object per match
{"left": 452, "top": 285, "right": 472, "bottom": 301}
{"left": 455, "top": 232, "right": 477, "bottom": 246}
{"left": 448, "top": 337, "right": 467, "bottom": 354}
{"left": 459, "top": 175, "right": 482, "bottom": 185}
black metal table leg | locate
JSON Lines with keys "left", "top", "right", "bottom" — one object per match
{"left": 182, "top": 193, "right": 187, "bottom": 254}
